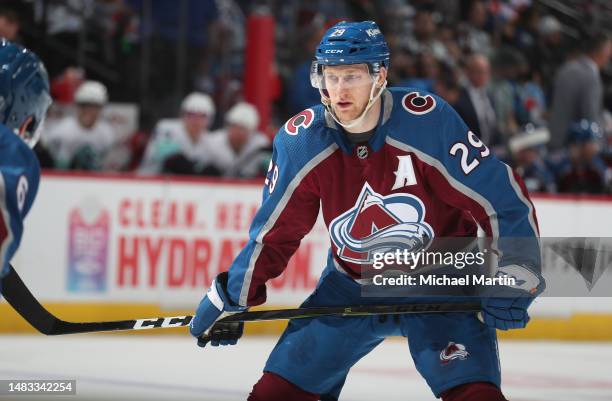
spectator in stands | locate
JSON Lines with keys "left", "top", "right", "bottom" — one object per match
{"left": 437, "top": 23, "right": 462, "bottom": 64}
{"left": 555, "top": 120, "right": 610, "bottom": 194}
{"left": 454, "top": 53, "right": 498, "bottom": 146}
{"left": 288, "top": 23, "right": 325, "bottom": 115}
{"left": 492, "top": 48, "right": 546, "bottom": 129}
{"left": 400, "top": 51, "right": 439, "bottom": 92}
{"left": 433, "top": 71, "right": 461, "bottom": 106}
{"left": 139, "top": 92, "right": 216, "bottom": 175}
{"left": 508, "top": 124, "right": 556, "bottom": 193}
{"left": 532, "top": 15, "right": 565, "bottom": 96}
{"left": 43, "top": 81, "right": 115, "bottom": 170}
{"left": 125, "top": 0, "right": 220, "bottom": 124}
{"left": 0, "top": 5, "right": 20, "bottom": 41}
{"left": 489, "top": 47, "right": 527, "bottom": 149}
{"left": 549, "top": 32, "right": 612, "bottom": 149}
{"left": 207, "top": 102, "right": 271, "bottom": 178}
{"left": 515, "top": 60, "right": 547, "bottom": 127}
{"left": 433, "top": 63, "right": 461, "bottom": 107}
{"left": 31, "top": 0, "right": 96, "bottom": 78}
{"left": 459, "top": 0, "right": 492, "bottom": 56}
{"left": 50, "top": 66, "right": 85, "bottom": 105}
{"left": 404, "top": 8, "right": 449, "bottom": 61}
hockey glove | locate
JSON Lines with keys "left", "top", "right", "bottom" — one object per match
{"left": 480, "top": 264, "right": 545, "bottom": 330}
{"left": 190, "top": 271, "right": 247, "bottom": 347}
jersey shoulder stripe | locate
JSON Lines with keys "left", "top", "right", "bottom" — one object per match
{"left": 0, "top": 174, "right": 15, "bottom": 277}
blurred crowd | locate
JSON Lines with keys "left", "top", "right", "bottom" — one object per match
{"left": 3, "top": 0, "right": 612, "bottom": 193}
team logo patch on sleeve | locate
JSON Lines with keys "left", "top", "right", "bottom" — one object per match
{"left": 284, "top": 108, "right": 315, "bottom": 136}
{"left": 402, "top": 92, "right": 436, "bottom": 115}
{"left": 329, "top": 182, "right": 434, "bottom": 265}
{"left": 16, "top": 175, "right": 28, "bottom": 212}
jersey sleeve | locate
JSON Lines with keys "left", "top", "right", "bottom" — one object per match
{"left": 226, "top": 131, "right": 328, "bottom": 307}
{"left": 423, "top": 101, "right": 541, "bottom": 274}
{"left": 0, "top": 128, "right": 40, "bottom": 278}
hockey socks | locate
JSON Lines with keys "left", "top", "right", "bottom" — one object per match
{"left": 441, "top": 381, "right": 507, "bottom": 401}
{"left": 248, "top": 372, "right": 319, "bottom": 401}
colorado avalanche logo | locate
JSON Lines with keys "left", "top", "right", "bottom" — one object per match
{"left": 284, "top": 108, "right": 315, "bottom": 135}
{"left": 440, "top": 342, "right": 469, "bottom": 365}
{"left": 402, "top": 92, "right": 436, "bottom": 115}
{"left": 329, "top": 183, "right": 434, "bottom": 264}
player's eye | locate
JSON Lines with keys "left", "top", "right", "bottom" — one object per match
{"left": 326, "top": 75, "right": 339, "bottom": 85}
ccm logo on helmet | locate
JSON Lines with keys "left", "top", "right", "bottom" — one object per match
{"left": 284, "top": 108, "right": 315, "bottom": 135}
{"left": 402, "top": 92, "right": 436, "bottom": 115}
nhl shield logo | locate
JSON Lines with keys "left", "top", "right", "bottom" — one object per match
{"left": 356, "top": 145, "right": 369, "bottom": 159}
{"left": 440, "top": 342, "right": 469, "bottom": 365}
{"left": 329, "top": 182, "right": 434, "bottom": 265}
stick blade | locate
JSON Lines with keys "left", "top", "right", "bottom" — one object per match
{"left": 1, "top": 265, "right": 58, "bottom": 334}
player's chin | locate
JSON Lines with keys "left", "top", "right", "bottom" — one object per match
{"left": 334, "top": 108, "right": 358, "bottom": 122}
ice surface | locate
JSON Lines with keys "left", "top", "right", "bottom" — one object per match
{"left": 0, "top": 335, "right": 610, "bottom": 401}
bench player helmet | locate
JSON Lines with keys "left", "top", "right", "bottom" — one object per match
{"left": 0, "top": 39, "right": 52, "bottom": 147}
{"left": 567, "top": 119, "right": 602, "bottom": 144}
{"left": 311, "top": 21, "right": 390, "bottom": 128}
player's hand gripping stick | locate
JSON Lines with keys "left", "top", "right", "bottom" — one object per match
{"left": 480, "top": 264, "right": 545, "bottom": 330}
{"left": 190, "top": 272, "right": 247, "bottom": 347}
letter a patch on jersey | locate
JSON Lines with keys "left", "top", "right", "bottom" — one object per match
{"left": 392, "top": 155, "right": 417, "bottom": 190}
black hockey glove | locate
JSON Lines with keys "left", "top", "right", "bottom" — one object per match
{"left": 190, "top": 271, "right": 247, "bottom": 347}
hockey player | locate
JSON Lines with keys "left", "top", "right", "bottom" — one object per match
{"left": 43, "top": 80, "right": 114, "bottom": 170}
{"left": 0, "top": 40, "right": 52, "bottom": 293}
{"left": 190, "top": 21, "right": 544, "bottom": 401}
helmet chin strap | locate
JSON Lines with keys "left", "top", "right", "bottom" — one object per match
{"left": 321, "top": 78, "right": 387, "bottom": 130}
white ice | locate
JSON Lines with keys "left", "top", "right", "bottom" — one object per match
{"left": 0, "top": 335, "right": 610, "bottom": 401}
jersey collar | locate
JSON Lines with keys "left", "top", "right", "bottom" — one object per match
{"left": 325, "top": 89, "right": 393, "bottom": 154}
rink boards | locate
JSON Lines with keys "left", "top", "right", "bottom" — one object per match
{"left": 1, "top": 171, "right": 612, "bottom": 340}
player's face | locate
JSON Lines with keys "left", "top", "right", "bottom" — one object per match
{"left": 182, "top": 112, "right": 209, "bottom": 139}
{"left": 227, "top": 123, "right": 250, "bottom": 151}
{"left": 77, "top": 104, "right": 102, "bottom": 129}
{"left": 323, "top": 64, "right": 376, "bottom": 123}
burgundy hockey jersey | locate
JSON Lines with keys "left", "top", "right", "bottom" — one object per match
{"left": 226, "top": 89, "right": 540, "bottom": 307}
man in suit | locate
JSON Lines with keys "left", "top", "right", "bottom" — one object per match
{"left": 549, "top": 32, "right": 612, "bottom": 149}
{"left": 454, "top": 53, "right": 497, "bottom": 146}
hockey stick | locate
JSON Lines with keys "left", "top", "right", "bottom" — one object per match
{"left": 1, "top": 265, "right": 481, "bottom": 335}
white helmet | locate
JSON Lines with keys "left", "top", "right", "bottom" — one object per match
{"left": 181, "top": 92, "right": 215, "bottom": 118}
{"left": 75, "top": 81, "right": 108, "bottom": 105}
{"left": 226, "top": 102, "right": 259, "bottom": 131}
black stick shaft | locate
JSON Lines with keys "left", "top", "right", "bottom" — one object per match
{"left": 218, "top": 302, "right": 482, "bottom": 323}
{"left": 2, "top": 265, "right": 481, "bottom": 335}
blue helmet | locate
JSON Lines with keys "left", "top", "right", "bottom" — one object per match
{"left": 310, "top": 21, "right": 390, "bottom": 128}
{"left": 314, "top": 21, "right": 390, "bottom": 70}
{"left": 567, "top": 119, "right": 602, "bottom": 144}
{"left": 0, "top": 39, "right": 52, "bottom": 147}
